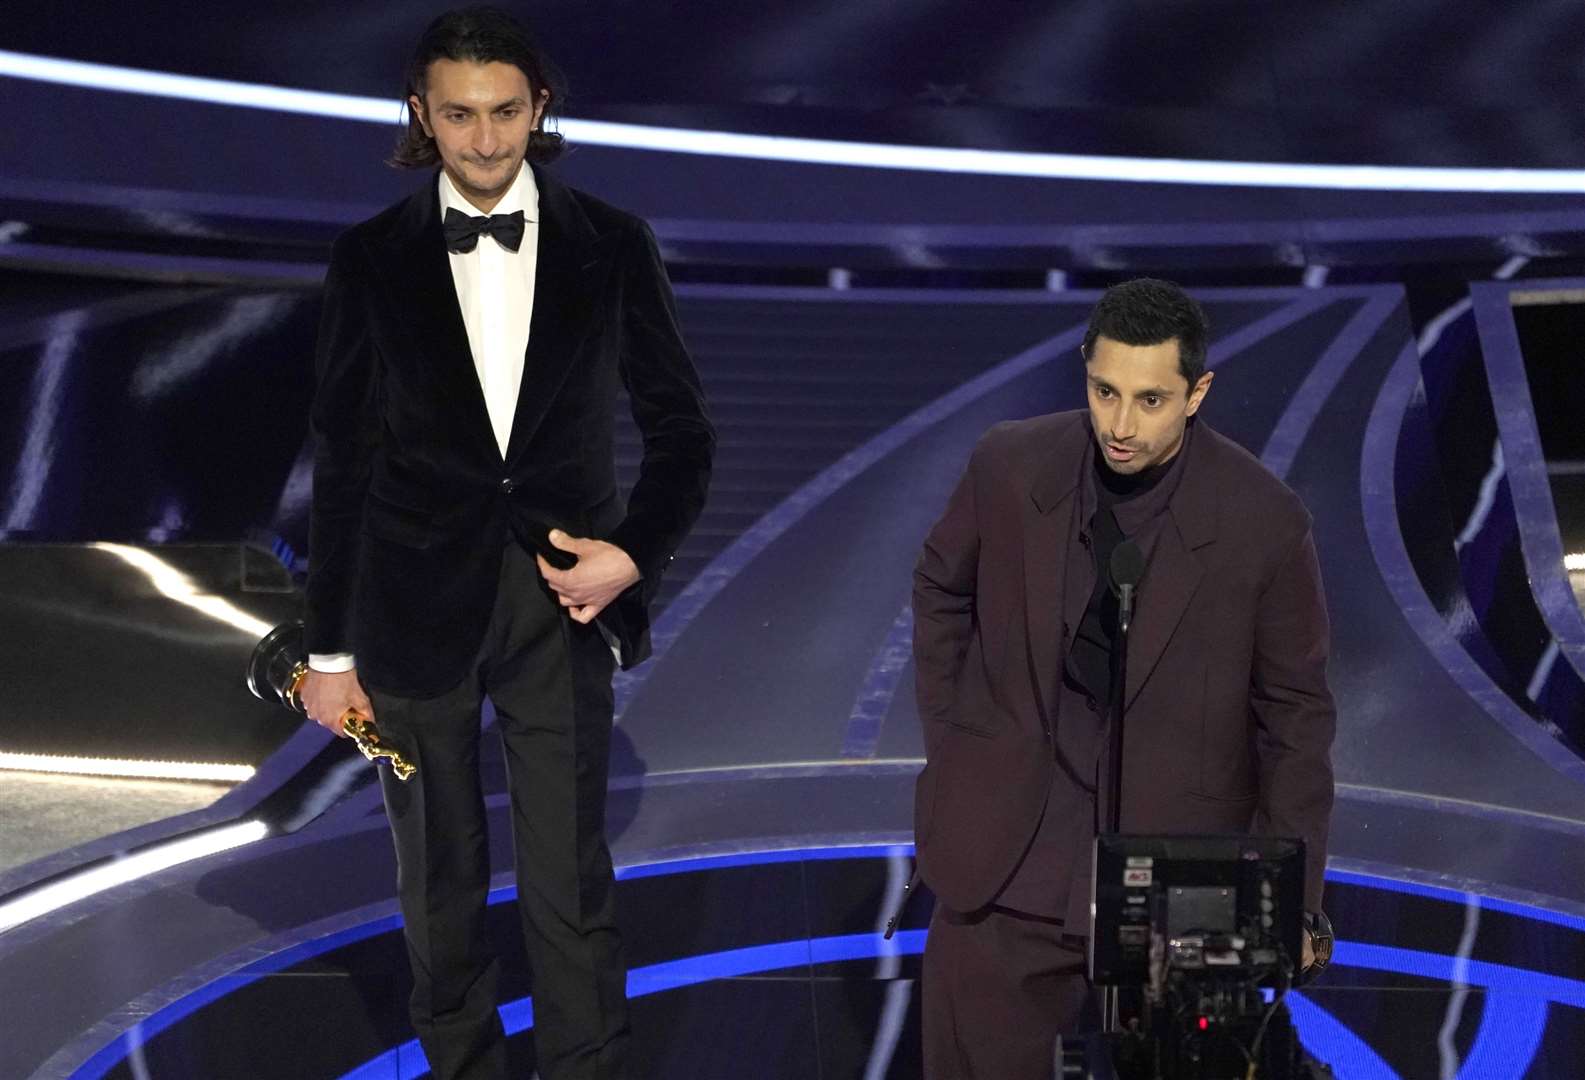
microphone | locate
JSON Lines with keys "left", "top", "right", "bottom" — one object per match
{"left": 1109, "top": 540, "right": 1145, "bottom": 636}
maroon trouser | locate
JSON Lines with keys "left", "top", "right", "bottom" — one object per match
{"left": 922, "top": 904, "right": 1100, "bottom": 1079}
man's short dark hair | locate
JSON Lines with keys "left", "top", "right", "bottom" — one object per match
{"left": 1081, "top": 278, "right": 1210, "bottom": 387}
{"left": 390, "top": 6, "right": 567, "bottom": 169}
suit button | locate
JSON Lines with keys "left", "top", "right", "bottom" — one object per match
{"left": 500, "top": 478, "right": 515, "bottom": 494}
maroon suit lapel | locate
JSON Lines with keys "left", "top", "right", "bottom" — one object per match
{"left": 1023, "top": 420, "right": 1089, "bottom": 727}
{"left": 1125, "top": 431, "right": 1219, "bottom": 707}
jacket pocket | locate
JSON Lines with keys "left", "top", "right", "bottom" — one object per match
{"left": 362, "top": 491, "right": 433, "bottom": 550}
{"left": 1183, "top": 788, "right": 1259, "bottom": 808}
{"left": 944, "top": 715, "right": 997, "bottom": 739}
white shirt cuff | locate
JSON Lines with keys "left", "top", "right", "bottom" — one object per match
{"left": 594, "top": 621, "right": 622, "bottom": 664}
{"left": 308, "top": 652, "right": 356, "bottom": 673}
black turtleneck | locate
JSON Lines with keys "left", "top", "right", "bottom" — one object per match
{"left": 1094, "top": 444, "right": 1173, "bottom": 506}
{"left": 1065, "top": 446, "right": 1175, "bottom": 716}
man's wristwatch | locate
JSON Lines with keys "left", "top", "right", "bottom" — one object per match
{"left": 1302, "top": 910, "right": 1335, "bottom": 974}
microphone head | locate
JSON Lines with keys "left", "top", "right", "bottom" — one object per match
{"left": 1110, "top": 539, "right": 1146, "bottom": 591}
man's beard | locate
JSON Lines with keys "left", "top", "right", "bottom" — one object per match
{"left": 458, "top": 154, "right": 521, "bottom": 194}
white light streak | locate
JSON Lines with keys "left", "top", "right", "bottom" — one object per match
{"left": 0, "top": 752, "right": 254, "bottom": 782}
{"left": 1436, "top": 892, "right": 1481, "bottom": 1078}
{"left": 132, "top": 295, "right": 295, "bottom": 401}
{"left": 1565, "top": 553, "right": 1585, "bottom": 571}
{"left": 4, "top": 311, "right": 84, "bottom": 533}
{"left": 92, "top": 542, "right": 274, "bottom": 638}
{"left": 1527, "top": 640, "right": 1560, "bottom": 703}
{"left": 0, "top": 820, "right": 269, "bottom": 934}
{"left": 485, "top": 120, "right": 1585, "bottom": 193}
{"left": 1417, "top": 296, "right": 1474, "bottom": 358}
{"left": 1494, "top": 255, "right": 1531, "bottom": 280}
{"left": 863, "top": 980, "right": 915, "bottom": 1080}
{"left": 5, "top": 49, "right": 1585, "bottom": 193}
{"left": 1454, "top": 439, "right": 1504, "bottom": 552}
{"left": 0, "top": 49, "right": 402, "bottom": 123}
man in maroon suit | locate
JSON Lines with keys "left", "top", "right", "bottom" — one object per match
{"left": 912, "top": 278, "right": 1335, "bottom": 1078}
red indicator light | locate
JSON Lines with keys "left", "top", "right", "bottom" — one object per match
{"left": 1198, "top": 1017, "right": 1209, "bottom": 1031}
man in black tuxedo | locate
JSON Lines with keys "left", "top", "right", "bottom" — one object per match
{"left": 299, "top": 9, "right": 713, "bottom": 1079}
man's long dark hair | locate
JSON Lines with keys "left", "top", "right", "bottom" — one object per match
{"left": 390, "top": 6, "right": 567, "bottom": 169}
{"left": 1081, "top": 278, "right": 1210, "bottom": 386}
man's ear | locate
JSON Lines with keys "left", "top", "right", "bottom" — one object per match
{"left": 409, "top": 94, "right": 433, "bottom": 137}
{"left": 1185, "top": 370, "right": 1214, "bottom": 416}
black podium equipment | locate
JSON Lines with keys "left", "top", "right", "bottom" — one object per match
{"left": 1079, "top": 834, "right": 1316, "bottom": 1080}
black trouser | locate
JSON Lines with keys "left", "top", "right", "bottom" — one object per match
{"left": 369, "top": 541, "right": 628, "bottom": 1080}
{"left": 923, "top": 904, "right": 1099, "bottom": 1080}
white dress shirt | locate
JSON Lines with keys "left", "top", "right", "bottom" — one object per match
{"left": 309, "top": 165, "right": 539, "bottom": 674}
{"left": 440, "top": 163, "right": 540, "bottom": 457}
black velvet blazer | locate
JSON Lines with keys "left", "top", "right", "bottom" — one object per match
{"left": 305, "top": 166, "right": 714, "bottom": 698}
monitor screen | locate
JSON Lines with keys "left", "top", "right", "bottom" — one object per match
{"left": 1090, "top": 834, "right": 1305, "bottom": 988}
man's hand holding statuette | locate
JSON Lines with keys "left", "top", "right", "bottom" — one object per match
{"left": 301, "top": 669, "right": 374, "bottom": 738}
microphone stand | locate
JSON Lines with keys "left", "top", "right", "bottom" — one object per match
{"left": 1100, "top": 575, "right": 1136, "bottom": 1034}
{"left": 1106, "top": 578, "right": 1135, "bottom": 834}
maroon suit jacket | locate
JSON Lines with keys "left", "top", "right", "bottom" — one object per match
{"left": 912, "top": 411, "right": 1335, "bottom": 915}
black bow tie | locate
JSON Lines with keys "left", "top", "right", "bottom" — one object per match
{"left": 443, "top": 207, "right": 526, "bottom": 253}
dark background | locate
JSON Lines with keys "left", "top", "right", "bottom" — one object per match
{"left": 8, "top": 0, "right": 1585, "bottom": 167}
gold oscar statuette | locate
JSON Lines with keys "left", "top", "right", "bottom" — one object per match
{"left": 247, "top": 621, "right": 417, "bottom": 782}
{"left": 283, "top": 661, "right": 417, "bottom": 781}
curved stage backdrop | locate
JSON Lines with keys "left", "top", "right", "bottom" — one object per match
{"left": 3, "top": 6, "right": 1585, "bottom": 1076}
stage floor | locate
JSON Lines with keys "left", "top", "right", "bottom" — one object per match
{"left": 68, "top": 845, "right": 1585, "bottom": 1079}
